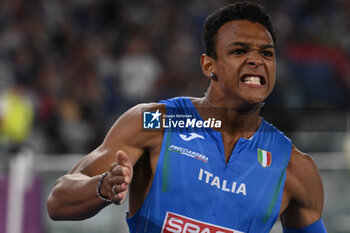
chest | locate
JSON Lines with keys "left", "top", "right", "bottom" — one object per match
{"left": 163, "top": 131, "right": 287, "bottom": 202}
{"left": 146, "top": 126, "right": 291, "bottom": 231}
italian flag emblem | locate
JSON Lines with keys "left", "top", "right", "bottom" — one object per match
{"left": 258, "top": 149, "right": 272, "bottom": 167}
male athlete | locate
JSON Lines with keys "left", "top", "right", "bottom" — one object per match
{"left": 47, "top": 2, "right": 327, "bottom": 232}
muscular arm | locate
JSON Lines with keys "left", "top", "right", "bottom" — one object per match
{"left": 47, "top": 103, "right": 163, "bottom": 220}
{"left": 280, "top": 146, "right": 325, "bottom": 229}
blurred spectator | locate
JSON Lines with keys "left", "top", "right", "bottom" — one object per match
{"left": 285, "top": 42, "right": 350, "bottom": 107}
{"left": 57, "top": 95, "right": 94, "bottom": 154}
{"left": 115, "top": 34, "right": 163, "bottom": 105}
{"left": 0, "top": 81, "right": 34, "bottom": 153}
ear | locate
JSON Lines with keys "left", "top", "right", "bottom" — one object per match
{"left": 200, "top": 54, "right": 216, "bottom": 78}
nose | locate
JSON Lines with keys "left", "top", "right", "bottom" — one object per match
{"left": 246, "top": 51, "right": 263, "bottom": 68}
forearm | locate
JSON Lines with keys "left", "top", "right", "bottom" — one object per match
{"left": 47, "top": 173, "right": 110, "bottom": 220}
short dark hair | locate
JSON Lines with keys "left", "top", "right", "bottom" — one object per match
{"left": 202, "top": 2, "right": 276, "bottom": 59}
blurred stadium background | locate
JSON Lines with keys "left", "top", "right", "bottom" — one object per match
{"left": 0, "top": 0, "right": 349, "bottom": 232}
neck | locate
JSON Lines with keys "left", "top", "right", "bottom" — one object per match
{"left": 197, "top": 93, "right": 263, "bottom": 137}
{"left": 204, "top": 92, "right": 265, "bottom": 114}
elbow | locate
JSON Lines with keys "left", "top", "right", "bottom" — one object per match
{"left": 47, "top": 194, "right": 63, "bottom": 220}
{"left": 47, "top": 181, "right": 68, "bottom": 221}
{"left": 46, "top": 176, "right": 70, "bottom": 220}
{"left": 47, "top": 209, "right": 61, "bottom": 221}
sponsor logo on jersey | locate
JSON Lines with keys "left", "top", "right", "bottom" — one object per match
{"left": 169, "top": 145, "right": 208, "bottom": 163}
{"left": 257, "top": 149, "right": 272, "bottom": 167}
{"left": 161, "top": 211, "right": 244, "bottom": 233}
{"left": 179, "top": 133, "right": 205, "bottom": 141}
{"left": 198, "top": 169, "right": 247, "bottom": 196}
{"left": 143, "top": 110, "right": 162, "bottom": 129}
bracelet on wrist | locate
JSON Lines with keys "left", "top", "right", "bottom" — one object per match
{"left": 97, "top": 171, "right": 112, "bottom": 203}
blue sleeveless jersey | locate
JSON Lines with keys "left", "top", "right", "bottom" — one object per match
{"left": 127, "top": 97, "right": 292, "bottom": 233}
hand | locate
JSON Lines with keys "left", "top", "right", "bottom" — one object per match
{"left": 106, "top": 150, "right": 133, "bottom": 204}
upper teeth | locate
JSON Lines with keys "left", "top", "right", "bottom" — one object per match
{"left": 243, "top": 76, "right": 261, "bottom": 85}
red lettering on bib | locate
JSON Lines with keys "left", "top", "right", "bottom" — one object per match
{"left": 161, "top": 212, "right": 244, "bottom": 233}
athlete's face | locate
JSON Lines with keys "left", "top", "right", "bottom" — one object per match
{"left": 207, "top": 20, "right": 276, "bottom": 106}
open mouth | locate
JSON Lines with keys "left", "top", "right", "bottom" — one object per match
{"left": 240, "top": 74, "right": 266, "bottom": 86}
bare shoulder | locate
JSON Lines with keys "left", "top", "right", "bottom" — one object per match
{"left": 288, "top": 146, "right": 321, "bottom": 182}
{"left": 281, "top": 145, "right": 324, "bottom": 228}
{"left": 69, "top": 102, "right": 166, "bottom": 176}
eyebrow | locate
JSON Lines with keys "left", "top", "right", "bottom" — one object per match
{"left": 226, "top": 42, "right": 274, "bottom": 49}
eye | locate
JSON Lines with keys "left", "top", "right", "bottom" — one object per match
{"left": 230, "top": 49, "right": 246, "bottom": 55}
{"left": 261, "top": 50, "right": 274, "bottom": 57}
